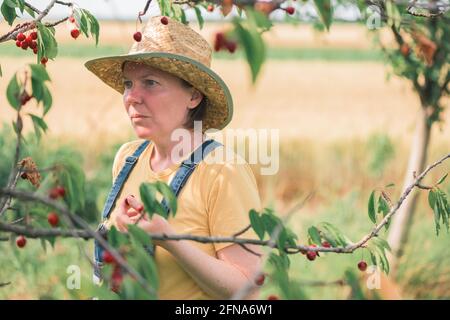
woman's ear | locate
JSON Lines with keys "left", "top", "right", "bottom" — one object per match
{"left": 189, "top": 89, "right": 204, "bottom": 109}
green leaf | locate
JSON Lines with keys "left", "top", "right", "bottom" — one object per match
{"left": 24, "top": 5, "right": 35, "bottom": 17}
{"left": 29, "top": 114, "right": 48, "bottom": 132}
{"left": 377, "top": 195, "right": 390, "bottom": 230}
{"left": 31, "top": 77, "right": 43, "bottom": 101}
{"left": 179, "top": 7, "right": 187, "bottom": 24}
{"left": 437, "top": 189, "right": 449, "bottom": 233}
{"left": 155, "top": 181, "right": 177, "bottom": 216}
{"left": 1, "top": 0, "right": 17, "bottom": 26}
{"left": 139, "top": 183, "right": 158, "bottom": 218}
{"left": 193, "top": 6, "right": 204, "bottom": 30}
{"left": 42, "top": 85, "right": 52, "bottom": 115}
{"left": 261, "top": 212, "right": 280, "bottom": 236}
{"left": 433, "top": 199, "right": 441, "bottom": 236}
{"left": 157, "top": 0, "right": 171, "bottom": 17}
{"left": 128, "top": 224, "right": 152, "bottom": 247}
{"left": 436, "top": 173, "right": 448, "bottom": 186}
{"left": 385, "top": 0, "right": 401, "bottom": 30}
{"left": 233, "top": 19, "right": 266, "bottom": 84}
{"left": 308, "top": 226, "right": 322, "bottom": 245}
{"left": 428, "top": 189, "right": 437, "bottom": 209}
{"left": 246, "top": 7, "right": 273, "bottom": 32}
{"left": 368, "top": 190, "right": 376, "bottom": 224}
{"left": 37, "top": 22, "right": 58, "bottom": 60}
{"left": 313, "top": 0, "right": 333, "bottom": 31}
{"left": 249, "top": 209, "right": 265, "bottom": 240}
{"left": 277, "top": 228, "right": 288, "bottom": 252}
{"left": 16, "top": 0, "right": 24, "bottom": 12}
{"left": 29, "top": 114, "right": 47, "bottom": 140}
{"left": 6, "top": 73, "right": 21, "bottom": 110}
{"left": 30, "top": 63, "right": 51, "bottom": 82}
{"left": 318, "top": 222, "right": 348, "bottom": 246}
{"left": 84, "top": 9, "right": 100, "bottom": 45}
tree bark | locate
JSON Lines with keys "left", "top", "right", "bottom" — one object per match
{"left": 387, "top": 106, "right": 432, "bottom": 277}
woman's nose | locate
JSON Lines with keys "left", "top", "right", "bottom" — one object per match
{"left": 124, "top": 85, "right": 143, "bottom": 106}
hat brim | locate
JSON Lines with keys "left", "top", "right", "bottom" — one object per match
{"left": 85, "top": 52, "right": 233, "bottom": 131}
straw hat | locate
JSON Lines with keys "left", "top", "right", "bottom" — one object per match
{"left": 85, "top": 16, "right": 233, "bottom": 131}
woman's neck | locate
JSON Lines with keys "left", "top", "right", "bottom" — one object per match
{"left": 150, "top": 130, "right": 205, "bottom": 173}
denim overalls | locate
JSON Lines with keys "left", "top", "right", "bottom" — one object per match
{"left": 93, "top": 139, "right": 221, "bottom": 283}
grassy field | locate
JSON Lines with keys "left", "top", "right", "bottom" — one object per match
{"left": 0, "top": 21, "right": 449, "bottom": 299}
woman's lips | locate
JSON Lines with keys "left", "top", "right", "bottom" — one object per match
{"left": 131, "top": 114, "right": 149, "bottom": 119}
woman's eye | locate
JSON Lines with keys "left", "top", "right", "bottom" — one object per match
{"left": 144, "top": 79, "right": 157, "bottom": 87}
{"left": 123, "top": 80, "right": 132, "bottom": 89}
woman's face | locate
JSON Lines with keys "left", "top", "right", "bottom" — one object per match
{"left": 122, "top": 62, "right": 202, "bottom": 141}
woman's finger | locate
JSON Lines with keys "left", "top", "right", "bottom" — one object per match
{"left": 124, "top": 195, "right": 144, "bottom": 213}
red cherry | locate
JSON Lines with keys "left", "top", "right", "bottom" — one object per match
{"left": 400, "top": 43, "right": 410, "bottom": 57}
{"left": 47, "top": 212, "right": 59, "bottom": 227}
{"left": 25, "top": 35, "right": 33, "bottom": 45}
{"left": 69, "top": 16, "right": 75, "bottom": 23}
{"left": 21, "top": 41, "right": 28, "bottom": 50}
{"left": 111, "top": 265, "right": 123, "bottom": 293}
{"left": 30, "top": 31, "right": 38, "bottom": 40}
{"left": 133, "top": 31, "right": 142, "bottom": 42}
{"left": 41, "top": 57, "right": 48, "bottom": 65}
{"left": 71, "top": 29, "right": 80, "bottom": 39}
{"left": 226, "top": 41, "right": 237, "bottom": 53}
{"left": 33, "top": 47, "right": 38, "bottom": 54}
{"left": 29, "top": 41, "right": 37, "bottom": 49}
{"left": 17, "top": 32, "right": 26, "bottom": 42}
{"left": 214, "top": 32, "right": 226, "bottom": 51}
{"left": 306, "top": 251, "right": 317, "bottom": 261}
{"left": 358, "top": 260, "right": 368, "bottom": 272}
{"left": 16, "top": 235, "right": 27, "bottom": 248}
{"left": 16, "top": 40, "right": 21, "bottom": 47}
{"left": 322, "top": 241, "right": 331, "bottom": 248}
{"left": 267, "top": 294, "right": 279, "bottom": 300}
{"left": 49, "top": 188, "right": 60, "bottom": 199}
{"left": 207, "top": 5, "right": 214, "bottom": 12}
{"left": 160, "top": 16, "right": 169, "bottom": 25}
{"left": 285, "top": 6, "right": 295, "bottom": 15}
{"left": 20, "top": 93, "right": 31, "bottom": 105}
{"left": 102, "top": 251, "right": 116, "bottom": 264}
{"left": 56, "top": 186, "right": 66, "bottom": 197}
{"left": 255, "top": 273, "right": 265, "bottom": 286}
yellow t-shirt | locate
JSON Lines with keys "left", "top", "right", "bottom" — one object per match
{"left": 104, "top": 139, "right": 261, "bottom": 299}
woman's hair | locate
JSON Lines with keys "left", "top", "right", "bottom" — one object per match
{"left": 179, "top": 78, "right": 207, "bottom": 130}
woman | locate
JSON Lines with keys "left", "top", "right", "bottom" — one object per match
{"left": 85, "top": 16, "right": 262, "bottom": 300}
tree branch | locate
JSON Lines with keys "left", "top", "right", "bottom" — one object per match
{"left": 0, "top": 189, "right": 156, "bottom": 297}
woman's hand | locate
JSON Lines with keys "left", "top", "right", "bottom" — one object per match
{"left": 115, "top": 195, "right": 175, "bottom": 248}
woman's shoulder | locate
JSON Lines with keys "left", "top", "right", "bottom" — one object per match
{"left": 198, "top": 142, "right": 256, "bottom": 182}
{"left": 112, "top": 139, "right": 151, "bottom": 177}
{"left": 114, "top": 139, "right": 152, "bottom": 160}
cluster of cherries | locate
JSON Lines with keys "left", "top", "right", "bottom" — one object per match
{"left": 68, "top": 16, "right": 80, "bottom": 39}
{"left": 102, "top": 250, "right": 124, "bottom": 293}
{"left": 214, "top": 32, "right": 237, "bottom": 53}
{"left": 14, "top": 31, "right": 48, "bottom": 66}
{"left": 15, "top": 31, "right": 38, "bottom": 54}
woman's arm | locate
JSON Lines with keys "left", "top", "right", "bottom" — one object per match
{"left": 163, "top": 240, "right": 262, "bottom": 299}
{"left": 116, "top": 195, "right": 262, "bottom": 299}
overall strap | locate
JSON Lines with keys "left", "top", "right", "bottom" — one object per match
{"left": 161, "top": 139, "right": 222, "bottom": 214}
{"left": 101, "top": 140, "right": 150, "bottom": 221}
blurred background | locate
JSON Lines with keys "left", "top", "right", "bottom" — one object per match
{"left": 0, "top": 0, "right": 449, "bottom": 299}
